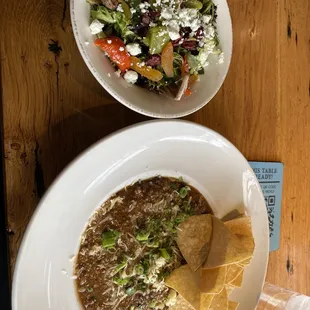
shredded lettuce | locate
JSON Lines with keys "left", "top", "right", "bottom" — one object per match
{"left": 91, "top": 6, "right": 116, "bottom": 23}
{"left": 187, "top": 53, "right": 203, "bottom": 74}
{"left": 91, "top": 6, "right": 135, "bottom": 41}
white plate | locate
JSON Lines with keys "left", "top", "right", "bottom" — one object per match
{"left": 70, "top": 0, "right": 232, "bottom": 118}
{"left": 12, "top": 121, "right": 268, "bottom": 310}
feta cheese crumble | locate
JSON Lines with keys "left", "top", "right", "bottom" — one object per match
{"left": 124, "top": 70, "right": 138, "bottom": 84}
{"left": 203, "top": 15, "right": 212, "bottom": 24}
{"left": 126, "top": 43, "right": 142, "bottom": 56}
{"left": 89, "top": 19, "right": 104, "bottom": 35}
{"left": 116, "top": 4, "right": 124, "bottom": 12}
{"left": 167, "top": 20, "right": 180, "bottom": 40}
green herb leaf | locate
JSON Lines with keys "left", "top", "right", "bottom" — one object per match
{"left": 91, "top": 5, "right": 136, "bottom": 42}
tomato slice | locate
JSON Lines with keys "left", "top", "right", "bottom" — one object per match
{"left": 184, "top": 88, "right": 192, "bottom": 96}
{"left": 95, "top": 37, "right": 131, "bottom": 72}
{"left": 181, "top": 54, "right": 189, "bottom": 76}
{"left": 184, "top": 74, "right": 199, "bottom": 97}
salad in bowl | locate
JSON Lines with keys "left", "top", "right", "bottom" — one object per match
{"left": 87, "top": 0, "right": 223, "bottom": 100}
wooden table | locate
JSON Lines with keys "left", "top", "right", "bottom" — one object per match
{"left": 1, "top": 0, "right": 310, "bottom": 297}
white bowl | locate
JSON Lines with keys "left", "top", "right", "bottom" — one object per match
{"left": 70, "top": 0, "right": 233, "bottom": 118}
{"left": 12, "top": 120, "right": 268, "bottom": 310}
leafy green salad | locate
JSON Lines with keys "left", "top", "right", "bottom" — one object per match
{"left": 88, "top": 0, "right": 223, "bottom": 99}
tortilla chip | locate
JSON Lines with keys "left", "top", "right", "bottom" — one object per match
{"left": 169, "top": 295, "right": 194, "bottom": 310}
{"left": 237, "top": 257, "right": 252, "bottom": 267}
{"left": 221, "top": 210, "right": 243, "bottom": 222}
{"left": 225, "top": 217, "right": 255, "bottom": 255}
{"left": 177, "top": 214, "right": 213, "bottom": 271}
{"left": 224, "top": 217, "right": 252, "bottom": 236}
{"left": 165, "top": 265, "right": 201, "bottom": 310}
{"left": 195, "top": 266, "right": 227, "bottom": 293}
{"left": 202, "top": 217, "right": 252, "bottom": 269}
{"left": 238, "top": 235, "right": 255, "bottom": 252}
{"left": 200, "top": 293, "right": 215, "bottom": 310}
{"left": 225, "top": 284, "right": 234, "bottom": 296}
{"left": 208, "top": 287, "right": 228, "bottom": 309}
{"left": 230, "top": 270, "right": 244, "bottom": 287}
{"left": 228, "top": 300, "right": 239, "bottom": 310}
{"left": 226, "top": 264, "right": 243, "bottom": 284}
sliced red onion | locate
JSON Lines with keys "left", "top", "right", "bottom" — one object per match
{"left": 175, "top": 74, "right": 189, "bottom": 101}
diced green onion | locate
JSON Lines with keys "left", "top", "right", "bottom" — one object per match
{"left": 179, "top": 187, "right": 188, "bottom": 198}
{"left": 134, "top": 264, "right": 144, "bottom": 275}
{"left": 178, "top": 176, "right": 183, "bottom": 181}
{"left": 141, "top": 259, "right": 150, "bottom": 273}
{"left": 113, "top": 259, "right": 127, "bottom": 274}
{"left": 170, "top": 183, "right": 178, "bottom": 190}
{"left": 159, "top": 270, "right": 170, "bottom": 280}
{"left": 113, "top": 276, "right": 130, "bottom": 286}
{"left": 137, "top": 281, "right": 147, "bottom": 291}
{"left": 102, "top": 230, "right": 121, "bottom": 249}
{"left": 149, "top": 300, "right": 157, "bottom": 308}
{"left": 146, "top": 239, "right": 159, "bottom": 248}
{"left": 136, "top": 230, "right": 150, "bottom": 241}
{"left": 175, "top": 212, "right": 190, "bottom": 224}
{"left": 163, "top": 220, "right": 176, "bottom": 233}
{"left": 126, "top": 287, "right": 136, "bottom": 296}
{"left": 87, "top": 287, "right": 93, "bottom": 292}
{"left": 160, "top": 248, "right": 170, "bottom": 260}
{"left": 183, "top": 196, "right": 192, "bottom": 212}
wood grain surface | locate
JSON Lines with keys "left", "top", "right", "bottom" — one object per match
{"left": 1, "top": 0, "right": 310, "bottom": 296}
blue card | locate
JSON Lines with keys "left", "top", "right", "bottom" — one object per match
{"left": 249, "top": 162, "right": 284, "bottom": 252}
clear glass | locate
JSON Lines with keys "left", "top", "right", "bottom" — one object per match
{"left": 257, "top": 283, "right": 310, "bottom": 309}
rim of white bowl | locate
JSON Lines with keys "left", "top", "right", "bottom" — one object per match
{"left": 70, "top": 0, "right": 233, "bottom": 119}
